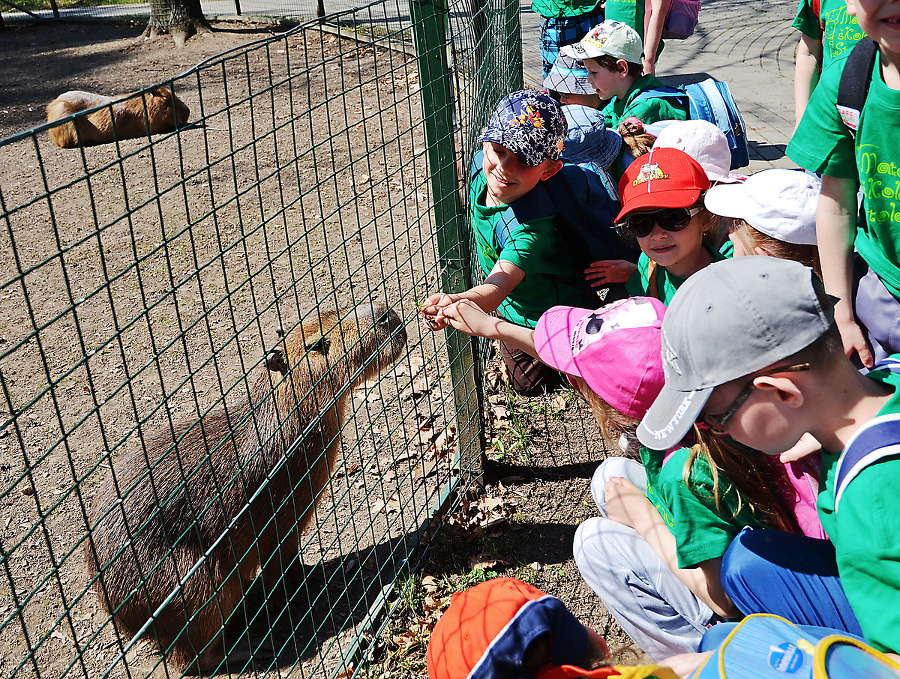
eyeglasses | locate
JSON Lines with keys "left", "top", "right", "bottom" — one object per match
{"left": 620, "top": 207, "right": 702, "bottom": 239}
{"left": 701, "top": 363, "right": 811, "bottom": 432}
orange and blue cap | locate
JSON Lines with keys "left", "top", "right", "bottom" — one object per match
{"left": 426, "top": 578, "right": 619, "bottom": 679}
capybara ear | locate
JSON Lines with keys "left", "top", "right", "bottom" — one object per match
{"left": 305, "top": 337, "right": 330, "bottom": 354}
{"left": 265, "top": 346, "right": 288, "bottom": 374}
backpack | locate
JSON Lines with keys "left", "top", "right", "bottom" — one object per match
{"left": 836, "top": 38, "right": 878, "bottom": 137}
{"left": 635, "top": 78, "right": 750, "bottom": 170}
{"left": 470, "top": 150, "right": 638, "bottom": 304}
{"left": 649, "top": 0, "right": 700, "bottom": 40}
{"left": 833, "top": 412, "right": 900, "bottom": 512}
{"left": 689, "top": 614, "right": 900, "bottom": 679}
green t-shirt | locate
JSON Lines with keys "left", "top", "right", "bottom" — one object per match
{"left": 602, "top": 75, "right": 689, "bottom": 130}
{"left": 603, "top": 0, "right": 664, "bottom": 55}
{"left": 469, "top": 169, "right": 594, "bottom": 329}
{"left": 624, "top": 248, "right": 726, "bottom": 305}
{"left": 530, "top": 0, "right": 602, "bottom": 19}
{"left": 640, "top": 445, "right": 769, "bottom": 569}
{"left": 788, "top": 52, "right": 900, "bottom": 299}
{"left": 817, "top": 367, "right": 900, "bottom": 653}
{"left": 792, "top": 0, "right": 865, "bottom": 69}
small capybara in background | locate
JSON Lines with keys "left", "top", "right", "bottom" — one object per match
{"left": 85, "top": 302, "right": 407, "bottom": 673}
{"left": 46, "top": 86, "right": 190, "bottom": 148}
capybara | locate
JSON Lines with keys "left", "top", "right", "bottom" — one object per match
{"left": 46, "top": 86, "right": 190, "bottom": 148}
{"left": 85, "top": 302, "right": 407, "bottom": 673}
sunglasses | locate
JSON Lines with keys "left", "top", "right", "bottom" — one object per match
{"left": 621, "top": 206, "right": 702, "bottom": 239}
{"left": 701, "top": 363, "right": 811, "bottom": 432}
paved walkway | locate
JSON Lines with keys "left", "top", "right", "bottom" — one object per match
{"left": 520, "top": 0, "right": 801, "bottom": 172}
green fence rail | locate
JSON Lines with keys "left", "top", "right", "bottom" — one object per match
{"left": 0, "top": 0, "right": 528, "bottom": 674}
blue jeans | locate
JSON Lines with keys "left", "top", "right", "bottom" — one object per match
{"left": 720, "top": 527, "right": 863, "bottom": 637}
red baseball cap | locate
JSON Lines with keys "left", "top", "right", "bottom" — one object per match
{"left": 615, "top": 147, "right": 711, "bottom": 223}
{"left": 426, "top": 578, "right": 619, "bottom": 679}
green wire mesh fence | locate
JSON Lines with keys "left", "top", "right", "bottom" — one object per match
{"left": 0, "top": 0, "right": 612, "bottom": 676}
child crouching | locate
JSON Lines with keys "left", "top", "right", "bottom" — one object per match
{"left": 422, "top": 90, "right": 627, "bottom": 395}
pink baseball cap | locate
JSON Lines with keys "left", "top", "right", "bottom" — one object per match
{"left": 534, "top": 297, "right": 666, "bottom": 419}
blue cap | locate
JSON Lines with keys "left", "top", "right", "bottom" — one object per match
{"left": 562, "top": 105, "right": 622, "bottom": 171}
{"left": 478, "top": 90, "right": 567, "bottom": 166}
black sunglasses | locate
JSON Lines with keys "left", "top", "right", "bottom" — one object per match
{"left": 701, "top": 363, "right": 811, "bottom": 432}
{"left": 620, "top": 207, "right": 702, "bottom": 239}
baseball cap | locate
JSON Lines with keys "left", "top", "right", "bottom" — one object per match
{"left": 561, "top": 20, "right": 644, "bottom": 65}
{"left": 426, "top": 578, "right": 614, "bottom": 679}
{"left": 478, "top": 90, "right": 567, "bottom": 167}
{"left": 562, "top": 105, "right": 623, "bottom": 170}
{"left": 534, "top": 297, "right": 667, "bottom": 419}
{"left": 637, "top": 256, "right": 835, "bottom": 450}
{"left": 704, "top": 169, "right": 821, "bottom": 245}
{"left": 543, "top": 53, "right": 595, "bottom": 96}
{"left": 651, "top": 120, "right": 740, "bottom": 184}
{"left": 616, "top": 147, "right": 711, "bottom": 222}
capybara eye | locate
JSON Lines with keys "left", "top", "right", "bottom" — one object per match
{"left": 585, "top": 316, "right": 604, "bottom": 334}
{"left": 306, "top": 337, "right": 330, "bottom": 354}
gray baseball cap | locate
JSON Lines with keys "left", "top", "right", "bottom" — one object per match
{"left": 637, "top": 256, "right": 835, "bottom": 450}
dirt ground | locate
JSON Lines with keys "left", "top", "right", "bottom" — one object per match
{"left": 0, "top": 19, "right": 630, "bottom": 679}
{"left": 0, "top": 21, "right": 294, "bottom": 139}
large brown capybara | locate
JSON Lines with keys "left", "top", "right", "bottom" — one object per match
{"left": 46, "top": 86, "right": 190, "bottom": 148}
{"left": 85, "top": 302, "right": 407, "bottom": 673}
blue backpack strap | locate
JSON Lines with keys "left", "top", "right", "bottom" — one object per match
{"left": 837, "top": 38, "right": 878, "bottom": 136}
{"left": 834, "top": 413, "right": 900, "bottom": 511}
{"left": 471, "top": 148, "right": 484, "bottom": 181}
{"left": 502, "top": 179, "right": 557, "bottom": 252}
{"left": 633, "top": 86, "right": 690, "bottom": 107}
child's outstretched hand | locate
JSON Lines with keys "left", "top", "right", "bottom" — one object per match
{"left": 437, "top": 299, "right": 495, "bottom": 337}
{"left": 585, "top": 259, "right": 638, "bottom": 287}
{"left": 420, "top": 292, "right": 457, "bottom": 331}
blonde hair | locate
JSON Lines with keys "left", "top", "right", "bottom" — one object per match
{"left": 570, "top": 376, "right": 640, "bottom": 454}
{"left": 730, "top": 219, "right": 822, "bottom": 278}
{"left": 619, "top": 118, "right": 656, "bottom": 159}
{"left": 686, "top": 426, "right": 801, "bottom": 533}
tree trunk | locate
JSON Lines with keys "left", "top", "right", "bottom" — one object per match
{"left": 143, "top": 0, "right": 212, "bottom": 47}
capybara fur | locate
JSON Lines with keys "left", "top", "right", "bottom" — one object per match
{"left": 85, "top": 302, "right": 406, "bottom": 673}
{"left": 46, "top": 86, "right": 190, "bottom": 148}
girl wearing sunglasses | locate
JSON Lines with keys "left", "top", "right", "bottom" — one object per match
{"left": 585, "top": 147, "right": 724, "bottom": 303}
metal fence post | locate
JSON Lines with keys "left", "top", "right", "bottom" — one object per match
{"left": 504, "top": 0, "right": 523, "bottom": 90}
{"left": 410, "top": 0, "right": 485, "bottom": 484}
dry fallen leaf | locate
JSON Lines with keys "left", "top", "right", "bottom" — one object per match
{"left": 491, "top": 404, "right": 510, "bottom": 420}
{"left": 414, "top": 459, "right": 438, "bottom": 479}
{"left": 467, "top": 552, "right": 506, "bottom": 571}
